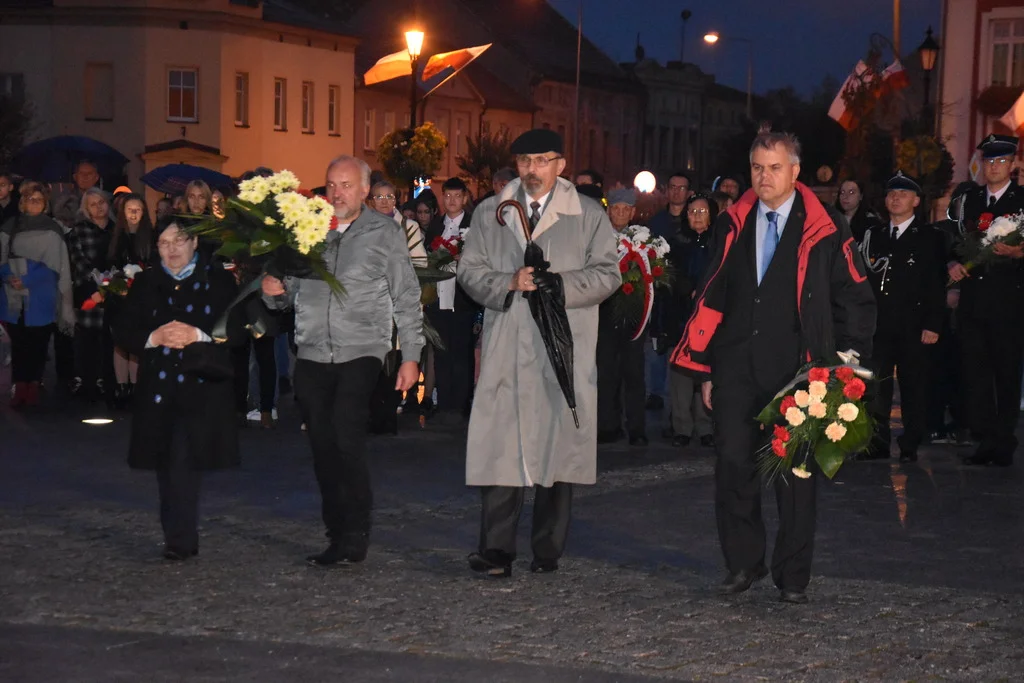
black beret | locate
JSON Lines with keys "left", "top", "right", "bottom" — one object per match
{"left": 977, "top": 133, "right": 1018, "bottom": 159}
{"left": 510, "top": 129, "right": 564, "bottom": 155}
{"left": 886, "top": 170, "right": 922, "bottom": 195}
{"left": 575, "top": 183, "right": 605, "bottom": 203}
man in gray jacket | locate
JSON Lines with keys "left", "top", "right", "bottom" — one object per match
{"left": 262, "top": 155, "right": 423, "bottom": 566}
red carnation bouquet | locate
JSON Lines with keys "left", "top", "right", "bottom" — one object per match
{"left": 80, "top": 264, "right": 143, "bottom": 311}
{"left": 611, "top": 224, "right": 672, "bottom": 340}
{"left": 955, "top": 211, "right": 1024, "bottom": 281}
{"left": 755, "top": 357, "right": 875, "bottom": 482}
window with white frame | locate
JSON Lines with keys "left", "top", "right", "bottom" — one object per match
{"left": 364, "top": 108, "right": 376, "bottom": 150}
{"left": 168, "top": 68, "right": 198, "bottom": 122}
{"left": 234, "top": 72, "right": 249, "bottom": 126}
{"left": 301, "top": 81, "right": 314, "bottom": 132}
{"left": 384, "top": 111, "right": 395, "bottom": 134}
{"left": 274, "top": 78, "right": 287, "bottom": 130}
{"left": 991, "top": 18, "right": 1024, "bottom": 87}
{"left": 328, "top": 85, "right": 341, "bottom": 135}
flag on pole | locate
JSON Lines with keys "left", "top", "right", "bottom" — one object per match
{"left": 422, "top": 44, "right": 492, "bottom": 81}
{"left": 828, "top": 61, "right": 870, "bottom": 131}
{"left": 999, "top": 90, "right": 1024, "bottom": 136}
{"left": 880, "top": 59, "right": 910, "bottom": 92}
{"left": 363, "top": 50, "right": 413, "bottom": 86}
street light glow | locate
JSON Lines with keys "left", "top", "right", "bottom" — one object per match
{"left": 82, "top": 418, "right": 113, "bottom": 425}
{"left": 634, "top": 171, "right": 657, "bottom": 194}
{"left": 703, "top": 31, "right": 720, "bottom": 44}
{"left": 405, "top": 30, "right": 424, "bottom": 58}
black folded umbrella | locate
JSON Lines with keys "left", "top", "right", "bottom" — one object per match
{"left": 497, "top": 199, "right": 579, "bottom": 428}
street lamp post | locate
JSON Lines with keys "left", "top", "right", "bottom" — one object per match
{"left": 572, "top": 0, "right": 582, "bottom": 177}
{"left": 917, "top": 26, "right": 940, "bottom": 120}
{"left": 703, "top": 31, "right": 753, "bottom": 120}
{"left": 405, "top": 29, "right": 424, "bottom": 129}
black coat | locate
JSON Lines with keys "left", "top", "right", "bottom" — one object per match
{"left": 114, "top": 260, "right": 242, "bottom": 471}
{"left": 425, "top": 212, "right": 480, "bottom": 313}
{"left": 954, "top": 183, "right": 1024, "bottom": 320}
{"left": 862, "top": 218, "right": 946, "bottom": 334}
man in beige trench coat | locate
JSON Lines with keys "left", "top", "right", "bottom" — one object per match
{"left": 457, "top": 129, "right": 621, "bottom": 577}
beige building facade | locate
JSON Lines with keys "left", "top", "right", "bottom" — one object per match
{"left": 0, "top": 0, "right": 357, "bottom": 207}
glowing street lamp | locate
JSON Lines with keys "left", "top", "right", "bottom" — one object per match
{"left": 405, "top": 29, "right": 425, "bottom": 128}
{"left": 703, "top": 30, "right": 752, "bottom": 119}
{"left": 634, "top": 171, "right": 657, "bottom": 193}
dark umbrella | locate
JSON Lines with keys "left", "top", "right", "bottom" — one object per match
{"left": 12, "top": 135, "right": 128, "bottom": 182}
{"left": 496, "top": 199, "right": 579, "bottom": 429}
{"left": 141, "top": 163, "right": 234, "bottom": 195}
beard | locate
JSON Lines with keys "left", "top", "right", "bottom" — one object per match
{"left": 524, "top": 174, "right": 543, "bottom": 193}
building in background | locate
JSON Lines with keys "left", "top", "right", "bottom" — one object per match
{"left": 0, "top": 0, "right": 357, "bottom": 207}
{"left": 938, "top": 0, "right": 1024, "bottom": 180}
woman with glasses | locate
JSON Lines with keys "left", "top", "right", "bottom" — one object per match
{"left": 0, "top": 181, "right": 75, "bottom": 409}
{"left": 835, "top": 179, "right": 881, "bottom": 243}
{"left": 114, "top": 218, "right": 242, "bottom": 560}
{"left": 666, "top": 192, "right": 717, "bottom": 449}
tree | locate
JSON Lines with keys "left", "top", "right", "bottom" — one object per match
{"left": 0, "top": 95, "right": 33, "bottom": 168}
{"left": 377, "top": 122, "right": 447, "bottom": 190}
{"left": 456, "top": 129, "right": 514, "bottom": 195}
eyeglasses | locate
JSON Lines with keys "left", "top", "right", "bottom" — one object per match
{"left": 839, "top": 189, "right": 860, "bottom": 196}
{"left": 25, "top": 196, "right": 46, "bottom": 205}
{"left": 668, "top": 184, "right": 689, "bottom": 192}
{"left": 515, "top": 155, "right": 563, "bottom": 169}
{"left": 157, "top": 234, "right": 192, "bottom": 249}
{"left": 983, "top": 157, "right": 1012, "bottom": 166}
{"left": 373, "top": 194, "right": 396, "bottom": 201}
{"left": 443, "top": 192, "right": 465, "bottom": 200}
{"left": 687, "top": 207, "right": 709, "bottom": 215}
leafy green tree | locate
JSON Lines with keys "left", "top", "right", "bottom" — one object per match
{"left": 377, "top": 122, "right": 447, "bottom": 189}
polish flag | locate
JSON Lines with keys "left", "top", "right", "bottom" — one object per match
{"left": 828, "top": 61, "right": 870, "bottom": 131}
{"left": 881, "top": 59, "right": 910, "bottom": 92}
{"left": 999, "top": 90, "right": 1024, "bottom": 136}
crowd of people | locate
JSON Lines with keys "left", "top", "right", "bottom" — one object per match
{"left": 2, "top": 125, "right": 1022, "bottom": 604}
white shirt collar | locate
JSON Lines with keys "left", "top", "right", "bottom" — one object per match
{"left": 526, "top": 191, "right": 552, "bottom": 215}
{"left": 889, "top": 216, "right": 914, "bottom": 239}
{"left": 988, "top": 181, "right": 1012, "bottom": 204}
{"left": 444, "top": 211, "right": 465, "bottom": 225}
{"left": 757, "top": 190, "right": 797, "bottom": 229}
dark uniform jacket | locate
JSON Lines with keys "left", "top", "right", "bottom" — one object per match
{"left": 954, "top": 183, "right": 1024, "bottom": 320}
{"left": 862, "top": 218, "right": 946, "bottom": 334}
{"left": 425, "top": 211, "right": 480, "bottom": 314}
{"left": 114, "top": 258, "right": 243, "bottom": 471}
{"left": 670, "top": 183, "right": 876, "bottom": 380}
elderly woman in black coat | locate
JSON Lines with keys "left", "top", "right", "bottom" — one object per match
{"left": 114, "top": 219, "right": 242, "bottom": 561}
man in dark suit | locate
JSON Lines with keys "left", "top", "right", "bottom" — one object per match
{"left": 861, "top": 172, "right": 946, "bottom": 462}
{"left": 670, "top": 128, "right": 875, "bottom": 604}
{"left": 424, "top": 177, "right": 479, "bottom": 425}
{"left": 948, "top": 134, "right": 1024, "bottom": 467}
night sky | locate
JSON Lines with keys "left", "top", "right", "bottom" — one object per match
{"left": 550, "top": 0, "right": 942, "bottom": 96}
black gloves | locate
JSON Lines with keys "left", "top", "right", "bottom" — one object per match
{"left": 532, "top": 270, "right": 563, "bottom": 297}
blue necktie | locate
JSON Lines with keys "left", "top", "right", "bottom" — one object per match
{"left": 759, "top": 211, "right": 779, "bottom": 284}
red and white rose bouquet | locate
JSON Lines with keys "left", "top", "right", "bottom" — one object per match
{"left": 957, "top": 211, "right": 1024, "bottom": 277}
{"left": 81, "top": 264, "right": 144, "bottom": 310}
{"left": 612, "top": 225, "right": 672, "bottom": 340}
{"left": 756, "top": 359, "right": 875, "bottom": 482}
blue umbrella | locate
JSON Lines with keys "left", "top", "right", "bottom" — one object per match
{"left": 12, "top": 135, "right": 129, "bottom": 183}
{"left": 140, "top": 163, "right": 234, "bottom": 195}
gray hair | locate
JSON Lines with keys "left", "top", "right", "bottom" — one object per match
{"left": 492, "top": 167, "right": 516, "bottom": 185}
{"left": 77, "top": 187, "right": 113, "bottom": 222}
{"left": 327, "top": 155, "right": 372, "bottom": 189}
{"left": 371, "top": 179, "right": 396, "bottom": 194}
{"left": 749, "top": 127, "right": 801, "bottom": 165}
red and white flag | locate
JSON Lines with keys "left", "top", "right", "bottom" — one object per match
{"left": 999, "top": 90, "right": 1024, "bottom": 136}
{"left": 881, "top": 59, "right": 910, "bottom": 92}
{"left": 828, "top": 61, "right": 870, "bottom": 131}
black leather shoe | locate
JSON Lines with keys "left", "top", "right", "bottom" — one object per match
{"left": 717, "top": 565, "right": 768, "bottom": 595}
{"left": 628, "top": 433, "right": 649, "bottom": 447}
{"left": 899, "top": 450, "right": 918, "bottom": 463}
{"left": 597, "top": 429, "right": 622, "bottom": 444}
{"left": 700, "top": 434, "right": 715, "bottom": 448}
{"left": 307, "top": 537, "right": 369, "bottom": 567}
{"left": 529, "top": 558, "right": 559, "bottom": 574}
{"left": 468, "top": 550, "right": 512, "bottom": 578}
{"left": 163, "top": 546, "right": 189, "bottom": 561}
{"left": 672, "top": 434, "right": 691, "bottom": 448}
{"left": 780, "top": 589, "right": 809, "bottom": 604}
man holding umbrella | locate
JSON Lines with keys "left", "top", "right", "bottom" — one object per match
{"left": 457, "top": 129, "right": 620, "bottom": 577}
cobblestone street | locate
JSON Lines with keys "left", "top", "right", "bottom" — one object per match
{"left": 2, "top": 395, "right": 1023, "bottom": 681}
